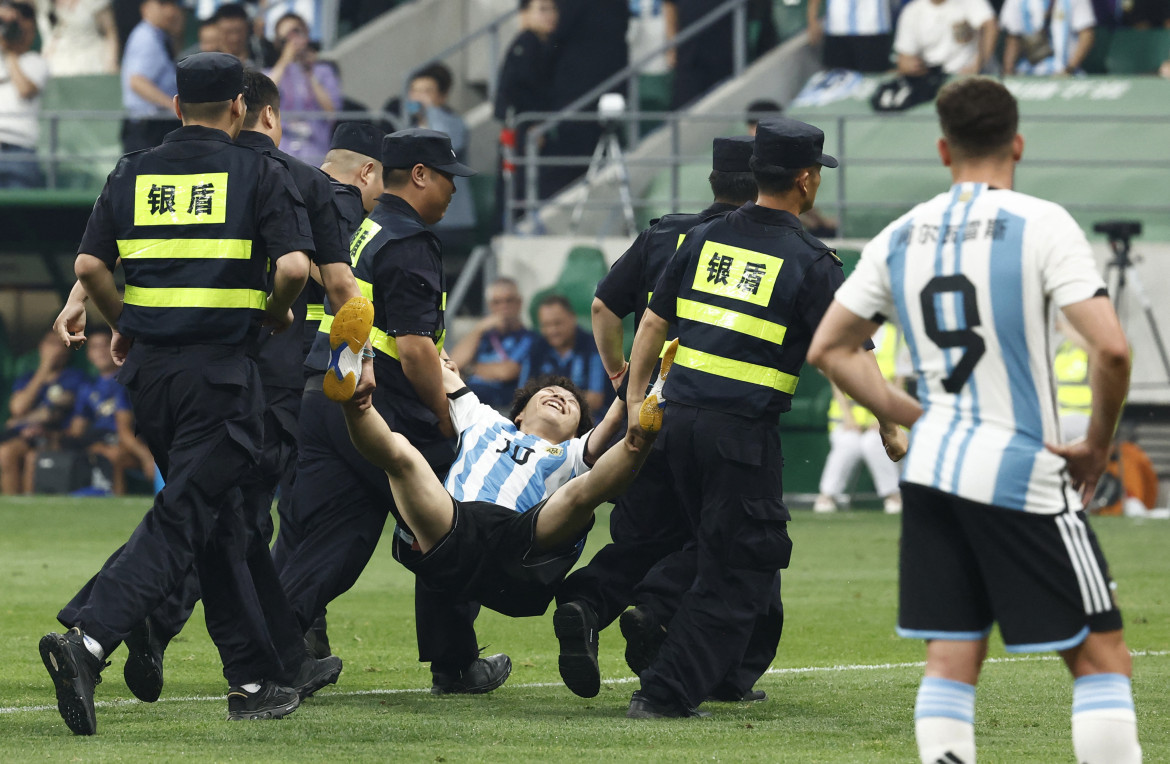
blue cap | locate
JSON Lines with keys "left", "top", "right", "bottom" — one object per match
{"left": 752, "top": 116, "right": 838, "bottom": 170}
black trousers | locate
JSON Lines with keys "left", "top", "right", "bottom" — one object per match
{"left": 555, "top": 444, "right": 692, "bottom": 629}
{"left": 57, "top": 345, "right": 290, "bottom": 686}
{"left": 635, "top": 541, "right": 784, "bottom": 696}
{"left": 637, "top": 404, "right": 792, "bottom": 709}
{"left": 273, "top": 384, "right": 456, "bottom": 643}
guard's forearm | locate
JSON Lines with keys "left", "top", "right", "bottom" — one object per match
{"left": 319, "top": 261, "right": 361, "bottom": 313}
{"left": 627, "top": 310, "right": 669, "bottom": 408}
{"left": 592, "top": 298, "right": 627, "bottom": 378}
{"left": 270, "top": 252, "right": 310, "bottom": 314}
{"left": 75, "top": 254, "right": 122, "bottom": 329}
{"left": 399, "top": 336, "right": 453, "bottom": 433}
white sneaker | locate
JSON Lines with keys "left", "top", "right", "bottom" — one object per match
{"left": 323, "top": 297, "right": 374, "bottom": 402}
{"left": 813, "top": 495, "right": 837, "bottom": 513}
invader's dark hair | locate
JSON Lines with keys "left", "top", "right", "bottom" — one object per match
{"left": 509, "top": 374, "right": 593, "bottom": 437}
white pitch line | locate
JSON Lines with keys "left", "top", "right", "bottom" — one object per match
{"left": 3, "top": 650, "right": 1165, "bottom": 716}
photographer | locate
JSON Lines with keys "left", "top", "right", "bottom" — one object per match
{"left": 267, "top": 12, "right": 339, "bottom": 164}
{"left": 0, "top": 0, "right": 47, "bottom": 189}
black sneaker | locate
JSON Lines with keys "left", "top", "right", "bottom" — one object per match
{"left": 39, "top": 628, "right": 107, "bottom": 735}
{"left": 304, "top": 615, "right": 331, "bottom": 660}
{"left": 619, "top": 606, "right": 666, "bottom": 677}
{"left": 226, "top": 681, "right": 301, "bottom": 721}
{"left": 626, "top": 690, "right": 710, "bottom": 719}
{"left": 123, "top": 617, "right": 164, "bottom": 703}
{"left": 290, "top": 655, "right": 342, "bottom": 699}
{"left": 430, "top": 653, "right": 512, "bottom": 695}
{"left": 706, "top": 687, "right": 767, "bottom": 702}
{"left": 553, "top": 601, "right": 600, "bottom": 698}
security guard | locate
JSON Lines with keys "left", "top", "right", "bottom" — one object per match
{"left": 117, "top": 70, "right": 367, "bottom": 697}
{"left": 41, "top": 52, "right": 315, "bottom": 734}
{"left": 1054, "top": 319, "right": 1092, "bottom": 443}
{"left": 275, "top": 129, "right": 511, "bottom": 694}
{"left": 621, "top": 117, "right": 843, "bottom": 718}
{"left": 552, "top": 136, "right": 762, "bottom": 698}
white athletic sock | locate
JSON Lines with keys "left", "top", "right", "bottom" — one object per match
{"left": 82, "top": 634, "right": 105, "bottom": 660}
{"left": 915, "top": 676, "right": 976, "bottom": 764}
{"left": 1072, "top": 674, "right": 1142, "bottom": 764}
{"left": 241, "top": 682, "right": 262, "bottom": 693}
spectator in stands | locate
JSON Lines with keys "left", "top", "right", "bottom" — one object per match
{"left": 522, "top": 294, "right": 608, "bottom": 418}
{"left": 120, "top": 0, "right": 182, "bottom": 153}
{"left": 38, "top": 0, "right": 119, "bottom": 77}
{"left": 1001, "top": 0, "right": 1096, "bottom": 75}
{"left": 267, "top": 11, "right": 340, "bottom": 164}
{"left": 405, "top": 62, "right": 477, "bottom": 258}
{"left": 449, "top": 278, "right": 537, "bottom": 411}
{"left": 0, "top": 331, "right": 88, "bottom": 495}
{"left": 214, "top": 2, "right": 274, "bottom": 67}
{"left": 179, "top": 16, "right": 221, "bottom": 59}
{"left": 494, "top": 0, "right": 558, "bottom": 223}
{"left": 543, "top": 0, "right": 628, "bottom": 196}
{"left": 807, "top": 0, "right": 896, "bottom": 72}
{"left": 894, "top": 0, "right": 997, "bottom": 75}
{"left": 0, "top": 0, "right": 47, "bottom": 189}
{"left": 1121, "top": 0, "right": 1169, "bottom": 28}
{"left": 745, "top": 98, "right": 781, "bottom": 132}
{"left": 664, "top": 0, "right": 733, "bottom": 108}
{"left": 65, "top": 328, "right": 154, "bottom": 496}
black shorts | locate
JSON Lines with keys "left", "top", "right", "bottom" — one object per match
{"left": 392, "top": 497, "right": 592, "bottom": 618}
{"left": 898, "top": 483, "right": 1122, "bottom": 652}
{"left": 823, "top": 33, "right": 894, "bottom": 73}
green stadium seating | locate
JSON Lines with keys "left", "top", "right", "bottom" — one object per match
{"left": 1081, "top": 27, "right": 1112, "bottom": 74}
{"left": 37, "top": 74, "right": 122, "bottom": 191}
{"left": 528, "top": 244, "right": 610, "bottom": 328}
{"left": 1105, "top": 29, "right": 1170, "bottom": 74}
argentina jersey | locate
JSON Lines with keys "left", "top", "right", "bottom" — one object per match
{"left": 443, "top": 390, "right": 591, "bottom": 511}
{"left": 825, "top": 0, "right": 893, "bottom": 37}
{"left": 835, "top": 182, "right": 1105, "bottom": 514}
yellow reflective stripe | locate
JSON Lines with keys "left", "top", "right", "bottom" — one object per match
{"left": 306, "top": 303, "right": 325, "bottom": 322}
{"left": 117, "top": 238, "right": 253, "bottom": 260}
{"left": 123, "top": 285, "right": 266, "bottom": 310}
{"left": 355, "top": 278, "right": 374, "bottom": 300}
{"left": 349, "top": 218, "right": 382, "bottom": 266}
{"left": 369, "top": 326, "right": 399, "bottom": 359}
{"left": 319, "top": 314, "right": 333, "bottom": 333}
{"left": 675, "top": 297, "right": 786, "bottom": 346}
{"left": 675, "top": 345, "right": 798, "bottom": 394}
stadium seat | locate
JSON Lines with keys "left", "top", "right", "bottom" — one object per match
{"left": 528, "top": 245, "right": 610, "bottom": 328}
{"left": 37, "top": 75, "right": 123, "bottom": 191}
{"left": 1081, "top": 27, "right": 1112, "bottom": 74}
{"left": 1105, "top": 29, "right": 1170, "bottom": 74}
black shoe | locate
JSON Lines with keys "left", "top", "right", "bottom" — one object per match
{"left": 123, "top": 618, "right": 164, "bottom": 703}
{"left": 304, "top": 615, "right": 331, "bottom": 660}
{"left": 39, "top": 628, "right": 107, "bottom": 735}
{"left": 706, "top": 687, "right": 767, "bottom": 702}
{"left": 290, "top": 655, "right": 342, "bottom": 699}
{"left": 626, "top": 690, "right": 710, "bottom": 719}
{"left": 553, "top": 601, "right": 600, "bottom": 698}
{"left": 619, "top": 606, "right": 666, "bottom": 676}
{"left": 226, "top": 681, "right": 301, "bottom": 721}
{"left": 430, "top": 653, "right": 512, "bottom": 695}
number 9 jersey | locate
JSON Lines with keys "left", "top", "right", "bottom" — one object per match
{"left": 834, "top": 182, "right": 1106, "bottom": 514}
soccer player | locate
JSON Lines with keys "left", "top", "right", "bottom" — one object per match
{"left": 808, "top": 77, "right": 1140, "bottom": 764}
{"left": 329, "top": 296, "right": 664, "bottom": 623}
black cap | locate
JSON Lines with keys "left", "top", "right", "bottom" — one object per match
{"left": 176, "top": 52, "right": 243, "bottom": 104}
{"left": 381, "top": 128, "right": 476, "bottom": 177}
{"left": 330, "top": 122, "right": 385, "bottom": 161}
{"left": 711, "top": 136, "right": 754, "bottom": 173}
{"left": 752, "top": 116, "right": 838, "bottom": 170}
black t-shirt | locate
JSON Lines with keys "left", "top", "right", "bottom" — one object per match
{"left": 551, "top": 0, "right": 629, "bottom": 105}
{"left": 495, "top": 30, "right": 557, "bottom": 123}
{"left": 236, "top": 130, "right": 348, "bottom": 389}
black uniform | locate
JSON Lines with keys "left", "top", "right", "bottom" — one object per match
{"left": 636, "top": 195, "right": 845, "bottom": 710}
{"left": 275, "top": 193, "right": 457, "bottom": 653}
{"left": 555, "top": 203, "right": 736, "bottom": 629}
{"left": 495, "top": 29, "right": 556, "bottom": 219}
{"left": 57, "top": 124, "right": 315, "bottom": 686}
{"left": 126, "top": 130, "right": 356, "bottom": 650}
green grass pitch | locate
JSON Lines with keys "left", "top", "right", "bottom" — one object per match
{"left": 0, "top": 497, "right": 1166, "bottom": 762}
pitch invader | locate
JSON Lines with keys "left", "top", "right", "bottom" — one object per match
{"left": 810, "top": 77, "right": 1140, "bottom": 763}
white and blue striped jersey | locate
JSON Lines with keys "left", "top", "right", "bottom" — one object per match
{"left": 825, "top": 0, "right": 894, "bottom": 37}
{"left": 834, "top": 183, "right": 1105, "bottom": 514}
{"left": 443, "top": 389, "right": 592, "bottom": 511}
{"left": 1000, "top": 0, "right": 1096, "bottom": 74}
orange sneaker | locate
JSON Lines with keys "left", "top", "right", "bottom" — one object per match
{"left": 323, "top": 296, "right": 374, "bottom": 402}
{"left": 638, "top": 338, "right": 679, "bottom": 434}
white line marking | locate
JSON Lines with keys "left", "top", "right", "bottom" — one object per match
{"left": 3, "top": 650, "right": 1165, "bottom": 716}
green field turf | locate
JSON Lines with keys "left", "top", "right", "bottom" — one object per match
{"left": 0, "top": 497, "right": 1166, "bottom": 762}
